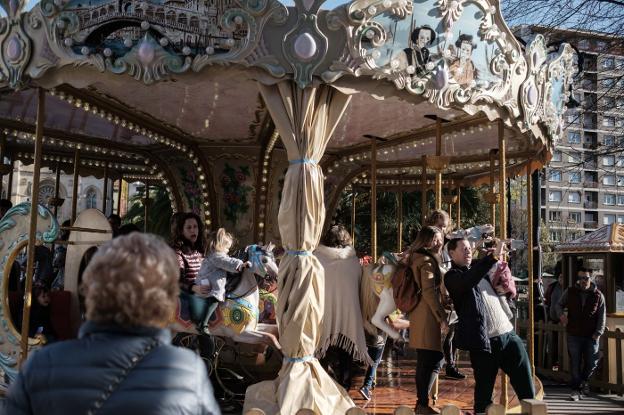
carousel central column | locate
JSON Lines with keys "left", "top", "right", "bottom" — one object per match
{"left": 245, "top": 81, "right": 352, "bottom": 414}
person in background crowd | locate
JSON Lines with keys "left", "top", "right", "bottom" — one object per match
{"left": 545, "top": 261, "right": 564, "bottom": 368}
{"left": 118, "top": 223, "right": 141, "bottom": 236}
{"left": 555, "top": 267, "right": 606, "bottom": 401}
{"left": 6, "top": 233, "right": 221, "bottom": 415}
{"left": 169, "top": 212, "right": 185, "bottom": 244}
{"left": 315, "top": 224, "right": 370, "bottom": 390}
{"left": 172, "top": 212, "right": 207, "bottom": 322}
{"left": 0, "top": 198, "right": 12, "bottom": 218}
{"left": 445, "top": 238, "right": 534, "bottom": 415}
{"left": 409, "top": 226, "right": 448, "bottom": 415}
{"left": 51, "top": 220, "right": 71, "bottom": 290}
{"left": 20, "top": 283, "right": 56, "bottom": 343}
{"left": 108, "top": 214, "right": 121, "bottom": 238}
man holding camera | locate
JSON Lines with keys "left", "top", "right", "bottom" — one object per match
{"left": 555, "top": 267, "right": 606, "bottom": 401}
{"left": 445, "top": 238, "right": 534, "bottom": 415}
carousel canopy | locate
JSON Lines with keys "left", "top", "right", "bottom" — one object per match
{"left": 555, "top": 224, "right": 624, "bottom": 254}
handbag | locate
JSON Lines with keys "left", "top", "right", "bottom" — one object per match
{"left": 86, "top": 337, "right": 160, "bottom": 415}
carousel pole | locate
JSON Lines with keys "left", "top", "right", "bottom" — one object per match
{"left": 421, "top": 156, "right": 428, "bottom": 223}
{"left": 71, "top": 149, "right": 80, "bottom": 223}
{"left": 498, "top": 120, "right": 509, "bottom": 407}
{"left": 371, "top": 137, "right": 377, "bottom": 260}
{"left": 489, "top": 150, "right": 497, "bottom": 229}
{"left": 117, "top": 177, "right": 123, "bottom": 215}
{"left": 102, "top": 164, "right": 109, "bottom": 216}
{"left": 0, "top": 134, "right": 6, "bottom": 196}
{"left": 397, "top": 178, "right": 403, "bottom": 252}
{"left": 351, "top": 190, "right": 356, "bottom": 246}
{"left": 53, "top": 160, "right": 61, "bottom": 218}
{"left": 526, "top": 164, "right": 535, "bottom": 375}
{"left": 456, "top": 186, "right": 461, "bottom": 229}
{"left": 144, "top": 182, "right": 150, "bottom": 232}
{"left": 7, "top": 157, "right": 14, "bottom": 203}
{"left": 20, "top": 88, "right": 45, "bottom": 365}
{"left": 435, "top": 118, "right": 443, "bottom": 210}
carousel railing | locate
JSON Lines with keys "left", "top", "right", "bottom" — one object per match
{"left": 516, "top": 319, "right": 624, "bottom": 396}
{"left": 244, "top": 398, "right": 549, "bottom": 414}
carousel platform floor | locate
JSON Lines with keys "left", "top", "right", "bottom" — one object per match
{"left": 346, "top": 352, "right": 536, "bottom": 414}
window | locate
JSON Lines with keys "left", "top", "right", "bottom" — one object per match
{"left": 617, "top": 157, "right": 624, "bottom": 167}
{"left": 85, "top": 188, "right": 97, "bottom": 209}
{"left": 569, "top": 212, "right": 581, "bottom": 223}
{"left": 603, "top": 175, "right": 616, "bottom": 186}
{"left": 618, "top": 176, "right": 624, "bottom": 186}
{"left": 602, "top": 57, "right": 615, "bottom": 69}
{"left": 568, "top": 131, "right": 581, "bottom": 144}
{"left": 568, "top": 152, "right": 581, "bottom": 163}
{"left": 549, "top": 211, "right": 562, "bottom": 222}
{"left": 567, "top": 114, "right": 579, "bottom": 124}
{"left": 569, "top": 172, "right": 581, "bottom": 183}
{"left": 549, "top": 231, "right": 562, "bottom": 242}
{"left": 604, "top": 193, "right": 616, "bottom": 205}
{"left": 618, "top": 216, "right": 624, "bottom": 225}
{"left": 618, "top": 195, "right": 624, "bottom": 206}
{"left": 603, "top": 135, "right": 615, "bottom": 146}
{"left": 603, "top": 97, "right": 615, "bottom": 107}
{"left": 549, "top": 191, "right": 562, "bottom": 202}
{"left": 568, "top": 192, "right": 581, "bottom": 203}
{"left": 549, "top": 170, "right": 562, "bottom": 182}
{"left": 618, "top": 98, "right": 624, "bottom": 108}
{"left": 618, "top": 119, "right": 624, "bottom": 128}
{"left": 603, "top": 116, "right": 615, "bottom": 127}
{"left": 578, "top": 39, "right": 590, "bottom": 49}
{"left": 604, "top": 214, "right": 616, "bottom": 225}
{"left": 552, "top": 151, "right": 562, "bottom": 162}
{"left": 601, "top": 78, "right": 616, "bottom": 88}
{"left": 603, "top": 156, "right": 615, "bottom": 166}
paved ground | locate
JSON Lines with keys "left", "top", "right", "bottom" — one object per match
{"left": 542, "top": 383, "right": 624, "bottom": 415}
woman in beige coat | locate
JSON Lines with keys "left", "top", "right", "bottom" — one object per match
{"left": 408, "top": 226, "right": 448, "bottom": 415}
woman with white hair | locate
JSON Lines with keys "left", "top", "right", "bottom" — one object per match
{"left": 7, "top": 233, "right": 221, "bottom": 415}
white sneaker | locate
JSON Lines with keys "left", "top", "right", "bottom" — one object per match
{"left": 569, "top": 391, "right": 581, "bottom": 401}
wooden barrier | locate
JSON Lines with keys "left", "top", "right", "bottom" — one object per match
{"left": 517, "top": 320, "right": 624, "bottom": 396}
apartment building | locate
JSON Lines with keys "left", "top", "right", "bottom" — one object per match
{"left": 519, "top": 26, "right": 624, "bottom": 244}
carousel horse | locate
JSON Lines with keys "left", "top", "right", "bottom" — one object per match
{"left": 172, "top": 243, "right": 281, "bottom": 350}
{"left": 359, "top": 224, "right": 506, "bottom": 340}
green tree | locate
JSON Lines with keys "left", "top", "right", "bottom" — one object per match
{"left": 124, "top": 185, "right": 173, "bottom": 238}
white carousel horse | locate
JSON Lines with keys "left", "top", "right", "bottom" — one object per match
{"left": 0, "top": 203, "right": 59, "bottom": 392}
{"left": 171, "top": 243, "right": 281, "bottom": 350}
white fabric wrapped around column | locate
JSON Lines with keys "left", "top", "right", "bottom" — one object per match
{"left": 243, "top": 81, "right": 353, "bottom": 414}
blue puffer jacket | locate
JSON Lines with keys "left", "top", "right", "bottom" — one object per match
{"left": 6, "top": 322, "right": 221, "bottom": 415}
{"left": 444, "top": 255, "right": 498, "bottom": 352}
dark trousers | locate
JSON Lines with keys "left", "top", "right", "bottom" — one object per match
{"left": 567, "top": 335, "right": 599, "bottom": 390}
{"left": 363, "top": 342, "right": 385, "bottom": 388}
{"left": 443, "top": 323, "right": 457, "bottom": 368}
{"left": 416, "top": 349, "right": 444, "bottom": 405}
{"left": 469, "top": 332, "right": 535, "bottom": 413}
{"left": 321, "top": 346, "right": 354, "bottom": 389}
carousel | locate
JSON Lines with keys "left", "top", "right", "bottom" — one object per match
{"left": 0, "top": 0, "right": 577, "bottom": 413}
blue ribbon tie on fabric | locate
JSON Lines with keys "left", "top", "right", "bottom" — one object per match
{"left": 283, "top": 355, "right": 315, "bottom": 363}
{"left": 286, "top": 250, "right": 312, "bottom": 256}
{"left": 289, "top": 158, "right": 318, "bottom": 165}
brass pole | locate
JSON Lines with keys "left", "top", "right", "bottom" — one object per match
{"left": 53, "top": 161, "right": 61, "bottom": 218}
{"left": 144, "top": 182, "right": 150, "bottom": 232}
{"left": 371, "top": 138, "right": 377, "bottom": 260}
{"left": 421, "top": 156, "right": 428, "bottom": 223}
{"left": 456, "top": 186, "right": 462, "bottom": 229}
{"left": 489, "top": 150, "right": 497, "bottom": 229}
{"left": 71, "top": 149, "right": 80, "bottom": 223}
{"left": 7, "top": 158, "right": 14, "bottom": 203}
{"left": 351, "top": 190, "right": 356, "bottom": 246}
{"left": 498, "top": 120, "right": 508, "bottom": 407}
{"left": 102, "top": 164, "right": 109, "bottom": 215}
{"left": 0, "top": 134, "right": 6, "bottom": 196}
{"left": 397, "top": 179, "right": 403, "bottom": 252}
{"left": 435, "top": 118, "right": 442, "bottom": 211}
{"left": 20, "top": 88, "right": 45, "bottom": 364}
{"left": 117, "top": 178, "right": 123, "bottom": 215}
{"left": 527, "top": 164, "right": 535, "bottom": 375}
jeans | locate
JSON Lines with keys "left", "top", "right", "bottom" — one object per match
{"left": 363, "top": 342, "right": 386, "bottom": 388}
{"left": 567, "top": 335, "right": 600, "bottom": 390}
{"left": 469, "top": 331, "right": 535, "bottom": 413}
{"left": 415, "top": 349, "right": 444, "bottom": 405}
{"left": 443, "top": 323, "right": 457, "bottom": 368}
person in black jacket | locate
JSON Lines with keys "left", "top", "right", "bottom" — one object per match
{"left": 7, "top": 233, "right": 221, "bottom": 415}
{"left": 444, "top": 238, "right": 534, "bottom": 414}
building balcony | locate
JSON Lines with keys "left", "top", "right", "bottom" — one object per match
{"left": 584, "top": 221, "right": 599, "bottom": 229}
{"left": 583, "top": 142, "right": 598, "bottom": 150}
{"left": 584, "top": 181, "right": 599, "bottom": 188}
{"left": 584, "top": 201, "right": 598, "bottom": 209}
